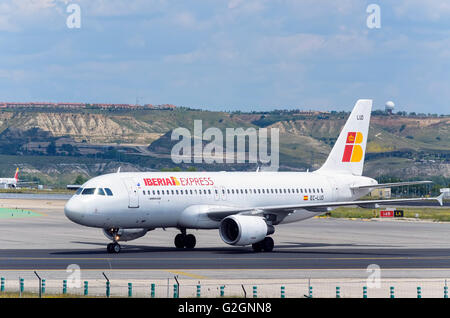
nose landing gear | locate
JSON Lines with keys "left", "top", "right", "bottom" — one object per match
{"left": 107, "top": 242, "right": 121, "bottom": 253}
{"left": 105, "top": 228, "right": 121, "bottom": 253}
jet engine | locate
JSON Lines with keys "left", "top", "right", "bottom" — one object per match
{"left": 103, "top": 228, "right": 148, "bottom": 242}
{"left": 219, "top": 215, "right": 274, "bottom": 246}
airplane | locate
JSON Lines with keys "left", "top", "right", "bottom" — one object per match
{"left": 0, "top": 168, "right": 29, "bottom": 188}
{"left": 64, "top": 99, "right": 444, "bottom": 253}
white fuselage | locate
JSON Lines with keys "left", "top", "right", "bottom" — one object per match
{"left": 0, "top": 178, "right": 17, "bottom": 187}
{"left": 64, "top": 171, "right": 376, "bottom": 230}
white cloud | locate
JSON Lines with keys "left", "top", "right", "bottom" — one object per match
{"left": 0, "top": 15, "right": 16, "bottom": 31}
{"left": 280, "top": 0, "right": 363, "bottom": 17}
{"left": 227, "top": 0, "right": 242, "bottom": 10}
{"left": 227, "top": 0, "right": 266, "bottom": 13}
{"left": 169, "top": 11, "right": 212, "bottom": 30}
{"left": 261, "top": 33, "right": 325, "bottom": 59}
{"left": 163, "top": 49, "right": 206, "bottom": 64}
{"left": 0, "top": 0, "right": 448, "bottom": 112}
{"left": 12, "top": 0, "right": 57, "bottom": 11}
{"left": 421, "top": 37, "right": 450, "bottom": 58}
{"left": 78, "top": 0, "right": 167, "bottom": 17}
{"left": 0, "top": 68, "right": 33, "bottom": 82}
{"left": 126, "top": 34, "right": 146, "bottom": 48}
{"left": 393, "top": 0, "right": 450, "bottom": 21}
{"left": 0, "top": 0, "right": 65, "bottom": 31}
{"left": 257, "top": 31, "right": 374, "bottom": 61}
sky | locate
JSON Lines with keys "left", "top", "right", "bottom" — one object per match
{"left": 0, "top": 0, "right": 449, "bottom": 113}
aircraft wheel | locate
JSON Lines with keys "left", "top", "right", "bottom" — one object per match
{"left": 174, "top": 234, "right": 185, "bottom": 249}
{"left": 107, "top": 243, "right": 114, "bottom": 253}
{"left": 185, "top": 234, "right": 196, "bottom": 249}
{"left": 252, "top": 241, "right": 263, "bottom": 253}
{"left": 262, "top": 237, "right": 274, "bottom": 252}
{"left": 112, "top": 242, "right": 121, "bottom": 253}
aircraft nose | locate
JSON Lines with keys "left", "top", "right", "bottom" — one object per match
{"left": 64, "top": 198, "right": 86, "bottom": 224}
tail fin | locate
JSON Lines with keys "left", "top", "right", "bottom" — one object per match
{"left": 14, "top": 167, "right": 19, "bottom": 181}
{"left": 317, "top": 99, "right": 372, "bottom": 176}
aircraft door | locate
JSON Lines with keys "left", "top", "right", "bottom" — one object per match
{"left": 214, "top": 186, "right": 220, "bottom": 201}
{"left": 220, "top": 186, "right": 227, "bottom": 201}
{"left": 122, "top": 178, "right": 140, "bottom": 208}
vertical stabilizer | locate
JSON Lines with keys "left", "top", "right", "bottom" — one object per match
{"left": 14, "top": 167, "right": 19, "bottom": 181}
{"left": 317, "top": 99, "right": 372, "bottom": 176}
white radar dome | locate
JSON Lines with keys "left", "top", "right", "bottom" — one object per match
{"left": 385, "top": 101, "right": 395, "bottom": 110}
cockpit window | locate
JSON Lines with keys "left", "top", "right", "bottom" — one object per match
{"left": 104, "top": 188, "right": 113, "bottom": 196}
{"left": 75, "top": 187, "right": 83, "bottom": 195}
{"left": 97, "top": 188, "right": 105, "bottom": 196}
{"left": 81, "top": 188, "right": 96, "bottom": 195}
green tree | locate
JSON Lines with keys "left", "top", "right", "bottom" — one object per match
{"left": 74, "top": 175, "right": 88, "bottom": 185}
{"left": 46, "top": 141, "right": 56, "bottom": 155}
{"left": 161, "top": 167, "right": 182, "bottom": 172}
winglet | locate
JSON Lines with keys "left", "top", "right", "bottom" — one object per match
{"left": 437, "top": 193, "right": 444, "bottom": 206}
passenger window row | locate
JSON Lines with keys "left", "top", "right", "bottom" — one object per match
{"left": 142, "top": 187, "right": 324, "bottom": 196}
{"left": 143, "top": 189, "right": 212, "bottom": 196}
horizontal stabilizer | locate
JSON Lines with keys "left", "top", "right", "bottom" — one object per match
{"left": 351, "top": 181, "right": 433, "bottom": 190}
{"left": 357, "top": 203, "right": 380, "bottom": 209}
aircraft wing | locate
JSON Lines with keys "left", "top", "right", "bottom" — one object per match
{"left": 351, "top": 181, "right": 432, "bottom": 190}
{"left": 206, "top": 194, "right": 444, "bottom": 221}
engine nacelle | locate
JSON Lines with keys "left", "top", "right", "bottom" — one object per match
{"left": 219, "top": 215, "right": 274, "bottom": 246}
{"left": 103, "top": 228, "right": 148, "bottom": 242}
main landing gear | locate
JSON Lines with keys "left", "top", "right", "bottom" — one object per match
{"left": 174, "top": 230, "right": 196, "bottom": 249}
{"left": 107, "top": 242, "right": 121, "bottom": 253}
{"left": 252, "top": 237, "right": 274, "bottom": 252}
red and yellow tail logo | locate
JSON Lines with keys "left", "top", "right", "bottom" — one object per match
{"left": 342, "top": 132, "right": 363, "bottom": 162}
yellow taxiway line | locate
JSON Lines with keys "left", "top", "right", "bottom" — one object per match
{"left": 165, "top": 270, "right": 208, "bottom": 279}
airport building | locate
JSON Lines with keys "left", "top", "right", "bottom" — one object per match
{"left": 440, "top": 188, "right": 450, "bottom": 199}
{"left": 370, "top": 188, "right": 392, "bottom": 199}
